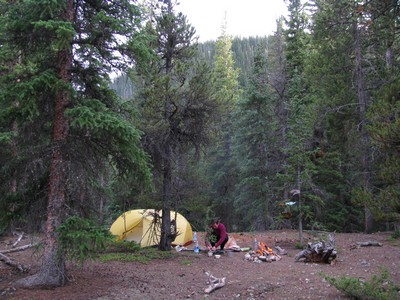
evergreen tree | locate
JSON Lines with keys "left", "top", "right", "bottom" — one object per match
{"left": 0, "top": 0, "right": 150, "bottom": 287}
{"left": 366, "top": 79, "right": 400, "bottom": 230}
{"left": 233, "top": 43, "right": 277, "bottom": 230}
{"left": 133, "top": 0, "right": 217, "bottom": 250}
{"left": 206, "top": 19, "right": 241, "bottom": 230}
{"left": 284, "top": 0, "right": 317, "bottom": 244}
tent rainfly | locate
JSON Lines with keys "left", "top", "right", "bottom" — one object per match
{"left": 110, "top": 209, "right": 193, "bottom": 247}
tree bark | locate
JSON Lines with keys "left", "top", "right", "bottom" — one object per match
{"left": 160, "top": 144, "right": 173, "bottom": 251}
{"left": 353, "top": 19, "right": 373, "bottom": 233}
{"left": 16, "top": 0, "right": 73, "bottom": 288}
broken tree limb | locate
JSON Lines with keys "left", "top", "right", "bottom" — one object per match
{"left": 357, "top": 241, "right": 383, "bottom": 247}
{"left": 12, "top": 232, "right": 24, "bottom": 248}
{"left": 350, "top": 240, "right": 383, "bottom": 250}
{"left": 204, "top": 271, "right": 225, "bottom": 294}
{"left": 0, "top": 252, "right": 28, "bottom": 272}
{"left": 0, "top": 243, "right": 38, "bottom": 254}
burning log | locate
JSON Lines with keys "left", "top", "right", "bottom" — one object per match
{"left": 244, "top": 241, "right": 282, "bottom": 263}
{"left": 295, "top": 233, "right": 336, "bottom": 264}
{"left": 204, "top": 271, "right": 225, "bottom": 294}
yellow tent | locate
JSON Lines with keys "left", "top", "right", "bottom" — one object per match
{"left": 110, "top": 209, "right": 194, "bottom": 247}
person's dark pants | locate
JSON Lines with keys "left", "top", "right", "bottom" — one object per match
{"left": 211, "top": 235, "right": 229, "bottom": 250}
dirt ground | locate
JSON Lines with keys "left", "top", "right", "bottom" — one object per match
{"left": 1, "top": 230, "right": 399, "bottom": 300}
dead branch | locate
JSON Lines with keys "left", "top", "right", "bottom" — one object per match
{"left": 12, "top": 232, "right": 24, "bottom": 248}
{"left": 204, "top": 271, "right": 225, "bottom": 294}
{"left": 357, "top": 241, "right": 383, "bottom": 247}
{"left": 350, "top": 240, "right": 383, "bottom": 249}
{"left": 0, "top": 252, "right": 28, "bottom": 272}
{"left": 275, "top": 246, "right": 287, "bottom": 255}
{"left": 0, "top": 243, "right": 38, "bottom": 254}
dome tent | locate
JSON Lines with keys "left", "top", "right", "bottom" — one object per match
{"left": 110, "top": 209, "right": 193, "bottom": 247}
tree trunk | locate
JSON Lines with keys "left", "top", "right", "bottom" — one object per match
{"left": 160, "top": 144, "right": 172, "bottom": 251}
{"left": 159, "top": 0, "right": 174, "bottom": 251}
{"left": 296, "top": 166, "right": 303, "bottom": 246}
{"left": 353, "top": 20, "right": 373, "bottom": 233}
{"left": 16, "top": 0, "right": 73, "bottom": 288}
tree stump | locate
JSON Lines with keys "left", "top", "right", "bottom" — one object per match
{"left": 295, "top": 233, "right": 337, "bottom": 264}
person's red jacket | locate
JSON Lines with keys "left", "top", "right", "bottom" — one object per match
{"left": 213, "top": 223, "right": 227, "bottom": 248}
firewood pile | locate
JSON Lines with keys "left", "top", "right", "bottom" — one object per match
{"left": 244, "top": 241, "right": 283, "bottom": 263}
{"left": 295, "top": 233, "right": 337, "bottom": 264}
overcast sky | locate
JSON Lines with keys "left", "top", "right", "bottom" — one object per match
{"left": 176, "top": 0, "right": 288, "bottom": 42}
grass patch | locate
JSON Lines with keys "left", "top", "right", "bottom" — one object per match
{"left": 180, "top": 259, "right": 193, "bottom": 266}
{"left": 99, "top": 240, "right": 175, "bottom": 264}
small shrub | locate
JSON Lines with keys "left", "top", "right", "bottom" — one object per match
{"left": 294, "top": 242, "right": 304, "bottom": 249}
{"left": 57, "top": 216, "right": 114, "bottom": 264}
{"left": 321, "top": 269, "right": 400, "bottom": 300}
{"left": 391, "top": 230, "right": 400, "bottom": 239}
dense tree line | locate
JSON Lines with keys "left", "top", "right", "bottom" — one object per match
{"left": 0, "top": 0, "right": 399, "bottom": 288}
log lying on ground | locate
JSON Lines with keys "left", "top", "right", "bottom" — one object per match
{"left": 204, "top": 271, "right": 225, "bottom": 294}
{"left": 350, "top": 240, "right": 383, "bottom": 250}
{"left": 295, "top": 233, "right": 337, "bottom": 264}
{"left": 0, "top": 243, "right": 38, "bottom": 254}
{"left": 357, "top": 241, "right": 383, "bottom": 247}
{"left": 0, "top": 252, "right": 28, "bottom": 272}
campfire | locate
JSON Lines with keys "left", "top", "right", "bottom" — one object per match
{"left": 245, "top": 241, "right": 283, "bottom": 263}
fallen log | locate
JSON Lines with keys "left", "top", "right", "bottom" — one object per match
{"left": 0, "top": 252, "right": 28, "bottom": 272}
{"left": 350, "top": 240, "right": 383, "bottom": 250}
{"left": 357, "top": 241, "right": 383, "bottom": 247}
{"left": 295, "top": 233, "right": 337, "bottom": 264}
{"left": 0, "top": 243, "right": 38, "bottom": 254}
{"left": 204, "top": 271, "right": 225, "bottom": 294}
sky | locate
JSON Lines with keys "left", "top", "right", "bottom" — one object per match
{"left": 176, "top": 0, "right": 288, "bottom": 42}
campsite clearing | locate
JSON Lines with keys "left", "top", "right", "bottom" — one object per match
{"left": 1, "top": 230, "right": 399, "bottom": 299}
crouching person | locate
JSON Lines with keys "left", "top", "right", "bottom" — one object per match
{"left": 205, "top": 218, "right": 228, "bottom": 251}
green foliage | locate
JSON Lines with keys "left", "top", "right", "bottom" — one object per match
{"left": 322, "top": 269, "right": 400, "bottom": 300}
{"left": 206, "top": 226, "right": 217, "bottom": 244}
{"left": 294, "top": 242, "right": 304, "bottom": 249}
{"left": 0, "top": 0, "right": 151, "bottom": 237}
{"left": 391, "top": 230, "right": 400, "bottom": 240}
{"left": 57, "top": 216, "right": 113, "bottom": 264}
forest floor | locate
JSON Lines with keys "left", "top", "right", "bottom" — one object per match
{"left": 1, "top": 230, "right": 399, "bottom": 300}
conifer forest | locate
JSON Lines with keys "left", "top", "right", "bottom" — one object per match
{"left": 0, "top": 0, "right": 399, "bottom": 288}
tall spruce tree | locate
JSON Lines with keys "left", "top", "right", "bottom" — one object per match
{"left": 133, "top": 0, "right": 217, "bottom": 250}
{"left": 0, "top": 0, "right": 150, "bottom": 287}
{"left": 362, "top": 0, "right": 400, "bottom": 231}
{"left": 232, "top": 43, "right": 277, "bottom": 230}
{"left": 206, "top": 19, "right": 241, "bottom": 230}
{"left": 284, "top": 0, "right": 319, "bottom": 244}
{"left": 309, "top": 0, "right": 388, "bottom": 232}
